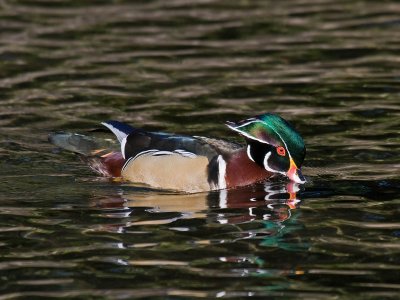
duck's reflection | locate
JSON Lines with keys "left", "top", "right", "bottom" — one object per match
{"left": 89, "top": 181, "right": 301, "bottom": 226}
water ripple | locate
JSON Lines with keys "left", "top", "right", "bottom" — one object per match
{"left": 0, "top": 0, "right": 400, "bottom": 297}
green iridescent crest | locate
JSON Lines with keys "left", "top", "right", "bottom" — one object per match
{"left": 226, "top": 113, "right": 306, "bottom": 167}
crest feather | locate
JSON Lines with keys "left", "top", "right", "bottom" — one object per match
{"left": 226, "top": 113, "right": 306, "bottom": 166}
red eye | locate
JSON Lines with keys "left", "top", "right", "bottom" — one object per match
{"left": 276, "top": 146, "right": 286, "bottom": 156}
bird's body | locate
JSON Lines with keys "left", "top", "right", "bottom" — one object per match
{"left": 49, "top": 114, "right": 306, "bottom": 193}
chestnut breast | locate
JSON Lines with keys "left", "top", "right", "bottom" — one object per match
{"left": 225, "top": 150, "right": 272, "bottom": 188}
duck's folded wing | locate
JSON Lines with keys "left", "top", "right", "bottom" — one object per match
{"left": 101, "top": 120, "right": 242, "bottom": 160}
{"left": 121, "top": 130, "right": 218, "bottom": 161}
{"left": 193, "top": 136, "right": 242, "bottom": 156}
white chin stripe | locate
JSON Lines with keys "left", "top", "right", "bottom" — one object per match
{"left": 217, "top": 155, "right": 227, "bottom": 189}
{"left": 264, "top": 153, "right": 306, "bottom": 184}
{"left": 263, "top": 152, "right": 285, "bottom": 176}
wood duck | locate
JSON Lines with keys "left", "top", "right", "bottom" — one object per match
{"left": 49, "top": 113, "right": 306, "bottom": 193}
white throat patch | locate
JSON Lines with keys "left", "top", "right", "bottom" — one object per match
{"left": 263, "top": 152, "right": 285, "bottom": 176}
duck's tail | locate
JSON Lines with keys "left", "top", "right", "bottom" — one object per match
{"left": 48, "top": 132, "right": 125, "bottom": 177}
{"left": 48, "top": 132, "right": 104, "bottom": 156}
{"left": 101, "top": 120, "right": 135, "bottom": 143}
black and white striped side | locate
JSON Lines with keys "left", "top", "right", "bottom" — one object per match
{"left": 121, "top": 149, "right": 198, "bottom": 172}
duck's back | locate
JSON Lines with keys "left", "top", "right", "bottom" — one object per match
{"left": 49, "top": 122, "right": 242, "bottom": 192}
{"left": 122, "top": 129, "right": 240, "bottom": 161}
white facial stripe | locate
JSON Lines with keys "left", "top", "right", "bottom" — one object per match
{"left": 217, "top": 155, "right": 227, "bottom": 189}
{"left": 229, "top": 119, "right": 258, "bottom": 128}
{"left": 263, "top": 152, "right": 285, "bottom": 176}
{"left": 246, "top": 145, "right": 255, "bottom": 162}
{"left": 226, "top": 122, "right": 267, "bottom": 144}
{"left": 227, "top": 119, "right": 294, "bottom": 161}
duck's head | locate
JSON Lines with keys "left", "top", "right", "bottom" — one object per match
{"left": 226, "top": 113, "right": 306, "bottom": 184}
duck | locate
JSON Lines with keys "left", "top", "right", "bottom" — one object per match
{"left": 49, "top": 113, "right": 306, "bottom": 193}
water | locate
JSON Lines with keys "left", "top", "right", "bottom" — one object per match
{"left": 0, "top": 0, "right": 399, "bottom": 298}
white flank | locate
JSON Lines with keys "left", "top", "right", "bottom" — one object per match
{"left": 217, "top": 155, "right": 227, "bottom": 189}
{"left": 101, "top": 122, "right": 128, "bottom": 143}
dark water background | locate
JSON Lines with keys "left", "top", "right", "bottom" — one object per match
{"left": 0, "top": 0, "right": 399, "bottom": 299}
